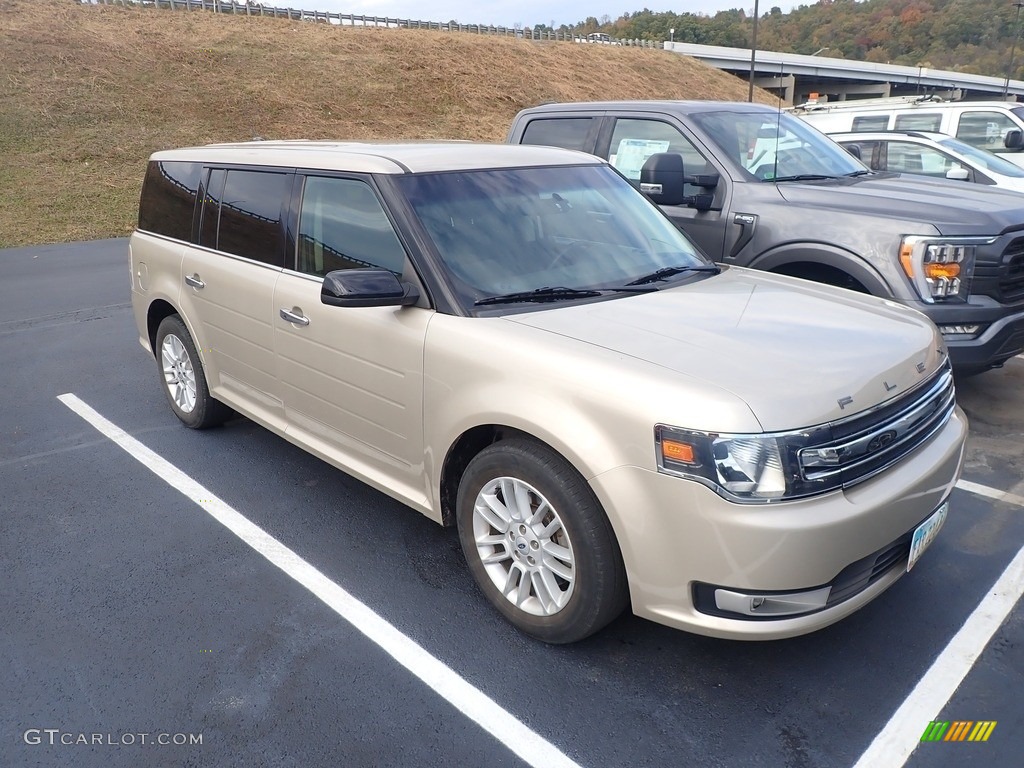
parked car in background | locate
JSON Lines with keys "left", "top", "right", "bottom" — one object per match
{"left": 830, "top": 130, "right": 1024, "bottom": 193}
{"left": 793, "top": 96, "right": 1024, "bottom": 168}
{"left": 508, "top": 100, "right": 1024, "bottom": 374}
{"left": 131, "top": 140, "right": 966, "bottom": 644}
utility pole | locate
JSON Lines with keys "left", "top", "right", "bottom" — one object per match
{"left": 747, "top": 0, "right": 760, "bottom": 102}
{"left": 1004, "top": 2, "right": 1024, "bottom": 98}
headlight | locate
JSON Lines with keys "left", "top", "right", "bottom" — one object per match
{"left": 656, "top": 426, "right": 791, "bottom": 502}
{"left": 899, "top": 236, "right": 989, "bottom": 303}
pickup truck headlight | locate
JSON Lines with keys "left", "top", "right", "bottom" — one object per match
{"left": 656, "top": 425, "right": 790, "bottom": 502}
{"left": 898, "top": 236, "right": 988, "bottom": 303}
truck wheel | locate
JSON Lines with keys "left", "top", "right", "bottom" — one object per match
{"left": 456, "top": 437, "right": 628, "bottom": 643}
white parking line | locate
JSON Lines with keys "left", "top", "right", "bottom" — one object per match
{"left": 956, "top": 479, "right": 1024, "bottom": 508}
{"left": 57, "top": 393, "right": 581, "bottom": 768}
{"left": 853, "top": 483, "right": 1024, "bottom": 768}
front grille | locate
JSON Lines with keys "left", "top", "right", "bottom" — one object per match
{"left": 797, "top": 360, "right": 955, "bottom": 491}
{"left": 1002, "top": 249, "right": 1024, "bottom": 303}
{"left": 975, "top": 236, "right": 1024, "bottom": 303}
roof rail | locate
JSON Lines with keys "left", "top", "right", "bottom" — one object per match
{"left": 791, "top": 94, "right": 950, "bottom": 112}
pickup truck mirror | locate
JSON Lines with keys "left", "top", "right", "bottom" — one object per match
{"left": 843, "top": 143, "right": 863, "bottom": 161}
{"left": 640, "top": 153, "right": 686, "bottom": 205}
{"left": 640, "top": 153, "right": 719, "bottom": 211}
{"left": 321, "top": 268, "right": 420, "bottom": 308}
{"left": 945, "top": 167, "right": 970, "bottom": 181}
{"left": 1005, "top": 129, "right": 1023, "bottom": 150}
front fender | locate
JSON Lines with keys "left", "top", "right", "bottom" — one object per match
{"left": 748, "top": 242, "right": 894, "bottom": 297}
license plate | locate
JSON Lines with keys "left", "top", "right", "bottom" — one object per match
{"left": 907, "top": 501, "right": 949, "bottom": 572}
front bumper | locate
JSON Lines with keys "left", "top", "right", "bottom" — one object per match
{"left": 588, "top": 405, "right": 967, "bottom": 640}
{"left": 913, "top": 295, "right": 1024, "bottom": 373}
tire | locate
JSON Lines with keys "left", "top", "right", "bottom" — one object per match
{"left": 154, "top": 315, "right": 231, "bottom": 429}
{"left": 456, "top": 438, "right": 628, "bottom": 644}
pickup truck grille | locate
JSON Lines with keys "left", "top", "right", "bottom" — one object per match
{"left": 976, "top": 236, "right": 1024, "bottom": 304}
{"left": 797, "top": 361, "right": 955, "bottom": 490}
{"left": 1002, "top": 244, "right": 1024, "bottom": 303}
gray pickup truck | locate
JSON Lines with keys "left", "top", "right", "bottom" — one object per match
{"left": 507, "top": 100, "right": 1024, "bottom": 374}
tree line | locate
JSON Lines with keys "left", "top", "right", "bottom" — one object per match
{"left": 529, "top": 0, "right": 1024, "bottom": 81}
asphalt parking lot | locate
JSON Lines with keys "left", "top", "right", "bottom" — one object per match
{"left": 1, "top": 239, "right": 1022, "bottom": 768}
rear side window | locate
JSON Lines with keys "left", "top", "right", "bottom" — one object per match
{"left": 198, "top": 168, "right": 290, "bottom": 266}
{"left": 894, "top": 113, "right": 941, "bottom": 131}
{"left": 520, "top": 118, "right": 594, "bottom": 151}
{"left": 138, "top": 161, "right": 201, "bottom": 241}
{"left": 851, "top": 115, "right": 889, "bottom": 131}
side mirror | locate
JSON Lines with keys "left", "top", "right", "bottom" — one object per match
{"left": 945, "top": 167, "right": 970, "bottom": 181}
{"left": 844, "top": 143, "right": 863, "bottom": 160}
{"left": 640, "top": 153, "right": 719, "bottom": 211}
{"left": 1005, "top": 129, "right": 1023, "bottom": 149}
{"left": 640, "top": 152, "right": 686, "bottom": 205}
{"left": 321, "top": 269, "right": 420, "bottom": 308}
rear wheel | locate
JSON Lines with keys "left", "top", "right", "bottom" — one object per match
{"left": 155, "top": 315, "right": 230, "bottom": 429}
{"left": 456, "top": 438, "right": 628, "bottom": 644}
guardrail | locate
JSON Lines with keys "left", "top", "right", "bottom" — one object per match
{"left": 85, "top": 0, "right": 663, "bottom": 48}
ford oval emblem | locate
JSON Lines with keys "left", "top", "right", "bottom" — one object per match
{"left": 867, "top": 430, "right": 898, "bottom": 453}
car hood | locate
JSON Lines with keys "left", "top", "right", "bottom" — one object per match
{"left": 504, "top": 267, "right": 945, "bottom": 432}
{"left": 775, "top": 174, "right": 1024, "bottom": 235}
{"left": 990, "top": 174, "right": 1024, "bottom": 194}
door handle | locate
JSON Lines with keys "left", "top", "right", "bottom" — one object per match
{"left": 279, "top": 308, "right": 310, "bottom": 327}
{"left": 185, "top": 273, "right": 205, "bottom": 289}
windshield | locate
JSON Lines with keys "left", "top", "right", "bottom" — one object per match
{"left": 935, "top": 136, "right": 1024, "bottom": 178}
{"left": 691, "top": 110, "right": 866, "bottom": 181}
{"left": 394, "top": 165, "right": 711, "bottom": 310}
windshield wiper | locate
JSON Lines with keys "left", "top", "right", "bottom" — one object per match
{"left": 845, "top": 170, "right": 874, "bottom": 177}
{"left": 474, "top": 285, "right": 656, "bottom": 306}
{"left": 766, "top": 174, "right": 839, "bottom": 183}
{"left": 625, "top": 264, "right": 720, "bottom": 286}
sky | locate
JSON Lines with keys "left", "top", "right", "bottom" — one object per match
{"left": 293, "top": 1, "right": 805, "bottom": 29}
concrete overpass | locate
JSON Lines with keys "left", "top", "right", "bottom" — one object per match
{"left": 665, "top": 42, "right": 1024, "bottom": 105}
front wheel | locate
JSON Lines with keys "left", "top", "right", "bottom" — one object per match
{"left": 154, "top": 315, "right": 230, "bottom": 429}
{"left": 456, "top": 438, "right": 628, "bottom": 644}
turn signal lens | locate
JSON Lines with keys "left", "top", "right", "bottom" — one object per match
{"left": 924, "top": 262, "right": 961, "bottom": 279}
{"left": 662, "top": 439, "right": 696, "bottom": 464}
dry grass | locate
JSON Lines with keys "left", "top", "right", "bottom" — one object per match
{"left": 0, "top": 0, "right": 774, "bottom": 247}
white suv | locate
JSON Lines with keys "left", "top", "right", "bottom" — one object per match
{"left": 130, "top": 140, "right": 967, "bottom": 643}
{"left": 830, "top": 130, "right": 1024, "bottom": 193}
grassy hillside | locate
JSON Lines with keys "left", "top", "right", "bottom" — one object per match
{"left": 0, "top": 0, "right": 772, "bottom": 247}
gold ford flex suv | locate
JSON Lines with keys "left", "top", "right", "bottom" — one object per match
{"left": 130, "top": 141, "right": 967, "bottom": 643}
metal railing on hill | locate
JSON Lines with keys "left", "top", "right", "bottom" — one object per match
{"left": 85, "top": 0, "right": 663, "bottom": 48}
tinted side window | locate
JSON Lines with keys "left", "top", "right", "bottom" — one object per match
{"left": 851, "top": 115, "right": 889, "bottom": 131}
{"left": 296, "top": 176, "right": 406, "bottom": 277}
{"left": 956, "top": 111, "right": 1020, "bottom": 153}
{"left": 520, "top": 118, "right": 594, "bottom": 151}
{"left": 138, "top": 161, "right": 201, "bottom": 241}
{"left": 199, "top": 168, "right": 225, "bottom": 250}
{"left": 215, "top": 169, "right": 289, "bottom": 266}
{"left": 893, "top": 113, "right": 941, "bottom": 131}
